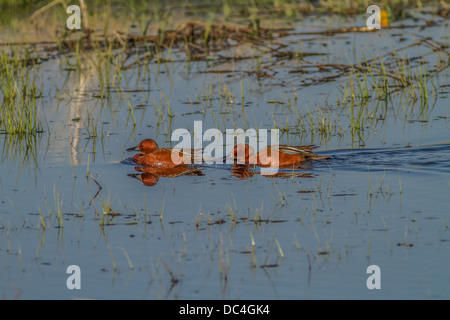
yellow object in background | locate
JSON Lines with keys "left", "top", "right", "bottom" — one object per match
{"left": 380, "top": 9, "right": 389, "bottom": 28}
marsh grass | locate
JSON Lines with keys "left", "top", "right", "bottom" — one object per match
{"left": 0, "top": 0, "right": 448, "bottom": 301}
{"left": 116, "top": 246, "right": 134, "bottom": 270}
{"left": 0, "top": 50, "right": 43, "bottom": 136}
{"left": 98, "top": 194, "right": 119, "bottom": 226}
{"left": 36, "top": 185, "right": 65, "bottom": 228}
{"left": 2, "top": 0, "right": 445, "bottom": 150}
{"left": 0, "top": 133, "right": 39, "bottom": 171}
{"left": 267, "top": 40, "right": 446, "bottom": 145}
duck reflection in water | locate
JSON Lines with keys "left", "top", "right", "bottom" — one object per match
{"left": 231, "top": 164, "right": 314, "bottom": 180}
{"left": 127, "top": 166, "right": 204, "bottom": 186}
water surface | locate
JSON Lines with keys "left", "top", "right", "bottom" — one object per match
{"left": 0, "top": 6, "right": 449, "bottom": 299}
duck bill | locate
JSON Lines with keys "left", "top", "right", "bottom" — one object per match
{"left": 126, "top": 145, "right": 140, "bottom": 152}
{"left": 127, "top": 173, "right": 142, "bottom": 181}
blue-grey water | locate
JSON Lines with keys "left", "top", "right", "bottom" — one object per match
{"left": 1, "top": 11, "right": 449, "bottom": 299}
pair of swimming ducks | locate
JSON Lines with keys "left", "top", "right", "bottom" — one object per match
{"left": 127, "top": 139, "right": 329, "bottom": 168}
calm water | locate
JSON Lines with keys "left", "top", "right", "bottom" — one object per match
{"left": 0, "top": 11, "right": 449, "bottom": 299}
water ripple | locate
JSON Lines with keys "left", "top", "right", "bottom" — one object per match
{"left": 323, "top": 143, "right": 450, "bottom": 175}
